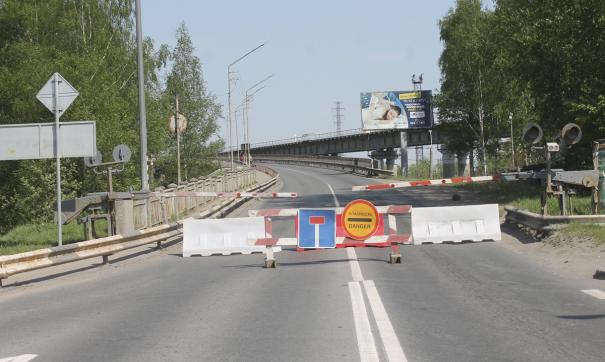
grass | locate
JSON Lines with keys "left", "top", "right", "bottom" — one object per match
{"left": 558, "top": 224, "right": 605, "bottom": 246}
{"left": 455, "top": 182, "right": 593, "bottom": 215}
{"left": 0, "top": 220, "right": 108, "bottom": 256}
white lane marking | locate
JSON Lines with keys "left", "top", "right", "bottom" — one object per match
{"left": 581, "top": 289, "right": 605, "bottom": 300}
{"left": 347, "top": 247, "right": 364, "bottom": 282}
{"left": 348, "top": 282, "right": 380, "bottom": 362}
{"left": 0, "top": 355, "right": 38, "bottom": 362}
{"left": 363, "top": 280, "right": 408, "bottom": 362}
{"left": 327, "top": 183, "right": 340, "bottom": 207}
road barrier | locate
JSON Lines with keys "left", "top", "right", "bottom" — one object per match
{"left": 352, "top": 175, "right": 501, "bottom": 191}
{"left": 0, "top": 167, "right": 280, "bottom": 287}
{"left": 247, "top": 203, "right": 413, "bottom": 267}
{"left": 504, "top": 206, "right": 605, "bottom": 232}
{"left": 411, "top": 204, "right": 501, "bottom": 244}
{"left": 183, "top": 217, "right": 281, "bottom": 257}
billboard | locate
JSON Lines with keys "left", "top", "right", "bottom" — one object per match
{"left": 360, "top": 90, "right": 433, "bottom": 130}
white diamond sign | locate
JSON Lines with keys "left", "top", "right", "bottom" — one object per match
{"left": 36, "top": 72, "right": 79, "bottom": 117}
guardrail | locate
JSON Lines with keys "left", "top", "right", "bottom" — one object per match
{"left": 504, "top": 206, "right": 605, "bottom": 232}
{"left": 252, "top": 155, "right": 396, "bottom": 176}
{"left": 0, "top": 168, "right": 279, "bottom": 287}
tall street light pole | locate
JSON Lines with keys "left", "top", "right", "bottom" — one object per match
{"left": 244, "top": 74, "right": 274, "bottom": 167}
{"left": 227, "top": 43, "right": 265, "bottom": 170}
{"left": 509, "top": 112, "right": 515, "bottom": 171}
{"left": 135, "top": 0, "right": 148, "bottom": 191}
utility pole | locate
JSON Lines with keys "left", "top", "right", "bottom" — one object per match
{"left": 175, "top": 95, "right": 181, "bottom": 184}
{"left": 135, "top": 0, "right": 148, "bottom": 191}
{"left": 332, "top": 101, "right": 344, "bottom": 134}
{"left": 509, "top": 112, "right": 515, "bottom": 171}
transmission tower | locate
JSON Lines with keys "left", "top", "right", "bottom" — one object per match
{"left": 332, "top": 101, "right": 345, "bottom": 134}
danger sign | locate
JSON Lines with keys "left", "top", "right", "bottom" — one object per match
{"left": 342, "top": 199, "right": 379, "bottom": 240}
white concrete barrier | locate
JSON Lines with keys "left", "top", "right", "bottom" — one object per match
{"left": 183, "top": 217, "right": 280, "bottom": 257}
{"left": 411, "top": 204, "right": 501, "bottom": 244}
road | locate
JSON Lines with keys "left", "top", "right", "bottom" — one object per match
{"left": 1, "top": 164, "right": 604, "bottom": 362}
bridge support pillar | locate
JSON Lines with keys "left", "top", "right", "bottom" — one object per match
{"left": 457, "top": 152, "right": 470, "bottom": 176}
{"left": 400, "top": 131, "right": 408, "bottom": 177}
{"left": 385, "top": 148, "right": 398, "bottom": 171}
{"left": 442, "top": 150, "right": 456, "bottom": 178}
{"left": 369, "top": 150, "right": 386, "bottom": 170}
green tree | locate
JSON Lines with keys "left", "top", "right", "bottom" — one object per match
{"left": 156, "top": 23, "right": 222, "bottom": 184}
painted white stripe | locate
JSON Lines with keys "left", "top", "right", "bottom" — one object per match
{"left": 581, "top": 289, "right": 605, "bottom": 300}
{"left": 327, "top": 183, "right": 340, "bottom": 207}
{"left": 0, "top": 355, "right": 38, "bottom": 362}
{"left": 348, "top": 282, "right": 380, "bottom": 362}
{"left": 347, "top": 247, "right": 364, "bottom": 282}
{"left": 363, "top": 280, "right": 408, "bottom": 362}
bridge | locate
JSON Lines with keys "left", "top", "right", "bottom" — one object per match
{"left": 227, "top": 127, "right": 452, "bottom": 173}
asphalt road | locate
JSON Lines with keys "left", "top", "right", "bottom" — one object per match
{"left": 1, "top": 164, "right": 604, "bottom": 362}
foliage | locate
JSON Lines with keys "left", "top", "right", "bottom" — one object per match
{"left": 0, "top": 2, "right": 221, "bottom": 234}
{"left": 437, "top": 0, "right": 605, "bottom": 174}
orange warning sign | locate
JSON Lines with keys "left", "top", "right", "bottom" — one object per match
{"left": 342, "top": 199, "right": 379, "bottom": 240}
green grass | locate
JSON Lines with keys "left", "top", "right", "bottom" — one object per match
{"left": 456, "top": 182, "right": 593, "bottom": 215}
{"left": 558, "top": 224, "right": 605, "bottom": 246}
{"left": 0, "top": 220, "right": 108, "bottom": 256}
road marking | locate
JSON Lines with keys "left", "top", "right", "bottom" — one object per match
{"left": 0, "top": 355, "right": 38, "bottom": 362}
{"left": 347, "top": 247, "right": 364, "bottom": 282}
{"left": 363, "top": 280, "right": 408, "bottom": 362}
{"left": 581, "top": 289, "right": 605, "bottom": 300}
{"left": 348, "top": 282, "right": 380, "bottom": 362}
{"left": 327, "top": 183, "right": 340, "bottom": 207}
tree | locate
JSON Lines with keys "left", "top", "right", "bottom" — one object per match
{"left": 156, "top": 23, "right": 222, "bottom": 184}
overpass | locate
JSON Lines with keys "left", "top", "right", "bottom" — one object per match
{"left": 241, "top": 127, "right": 447, "bottom": 172}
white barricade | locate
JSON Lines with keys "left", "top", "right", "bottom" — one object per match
{"left": 411, "top": 204, "right": 501, "bottom": 244}
{"left": 183, "top": 217, "right": 280, "bottom": 257}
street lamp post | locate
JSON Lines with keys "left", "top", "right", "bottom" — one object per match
{"left": 244, "top": 74, "right": 274, "bottom": 167}
{"left": 428, "top": 129, "right": 433, "bottom": 179}
{"left": 227, "top": 43, "right": 265, "bottom": 170}
{"left": 135, "top": 0, "right": 148, "bottom": 191}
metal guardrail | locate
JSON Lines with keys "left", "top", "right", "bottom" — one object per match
{"left": 0, "top": 168, "right": 280, "bottom": 287}
{"left": 504, "top": 206, "right": 605, "bottom": 232}
{"left": 252, "top": 155, "right": 396, "bottom": 176}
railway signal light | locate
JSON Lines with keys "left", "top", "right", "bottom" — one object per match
{"left": 522, "top": 123, "right": 544, "bottom": 145}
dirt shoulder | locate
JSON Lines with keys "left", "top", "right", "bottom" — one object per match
{"left": 376, "top": 177, "right": 605, "bottom": 281}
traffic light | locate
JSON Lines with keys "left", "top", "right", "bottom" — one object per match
{"left": 522, "top": 123, "right": 544, "bottom": 145}
{"left": 560, "top": 123, "right": 582, "bottom": 145}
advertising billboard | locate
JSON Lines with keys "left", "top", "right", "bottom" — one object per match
{"left": 360, "top": 90, "right": 433, "bottom": 130}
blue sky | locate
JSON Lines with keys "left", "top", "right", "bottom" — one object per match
{"left": 143, "top": 0, "right": 457, "bottom": 148}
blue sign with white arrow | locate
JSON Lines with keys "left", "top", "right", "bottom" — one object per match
{"left": 298, "top": 209, "right": 336, "bottom": 248}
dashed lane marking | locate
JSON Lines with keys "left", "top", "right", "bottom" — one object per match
{"left": 0, "top": 355, "right": 38, "bottom": 362}
{"left": 581, "top": 289, "right": 605, "bottom": 300}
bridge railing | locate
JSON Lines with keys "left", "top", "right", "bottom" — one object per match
{"left": 252, "top": 154, "right": 395, "bottom": 177}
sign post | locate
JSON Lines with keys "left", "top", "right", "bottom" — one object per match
{"left": 36, "top": 73, "right": 79, "bottom": 246}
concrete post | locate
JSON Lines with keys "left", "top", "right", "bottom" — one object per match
{"left": 442, "top": 150, "right": 456, "bottom": 178}
{"left": 400, "top": 131, "right": 408, "bottom": 177}
{"left": 457, "top": 152, "right": 470, "bottom": 176}
{"left": 114, "top": 199, "right": 135, "bottom": 236}
{"left": 385, "top": 148, "right": 398, "bottom": 171}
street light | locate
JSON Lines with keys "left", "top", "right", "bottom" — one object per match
{"left": 227, "top": 43, "right": 265, "bottom": 170}
{"left": 428, "top": 129, "right": 433, "bottom": 178}
{"left": 135, "top": 0, "right": 148, "bottom": 191}
{"left": 244, "top": 74, "right": 274, "bottom": 167}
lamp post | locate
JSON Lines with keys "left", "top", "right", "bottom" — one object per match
{"left": 227, "top": 43, "right": 265, "bottom": 170}
{"left": 428, "top": 129, "right": 433, "bottom": 179}
{"left": 244, "top": 74, "right": 274, "bottom": 167}
{"left": 135, "top": 0, "right": 148, "bottom": 191}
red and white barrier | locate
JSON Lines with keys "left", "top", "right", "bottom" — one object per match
{"left": 351, "top": 175, "right": 501, "bottom": 191}
{"left": 247, "top": 205, "right": 413, "bottom": 249}
{"left": 157, "top": 191, "right": 297, "bottom": 198}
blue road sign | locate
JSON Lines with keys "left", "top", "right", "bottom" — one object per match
{"left": 298, "top": 209, "right": 336, "bottom": 248}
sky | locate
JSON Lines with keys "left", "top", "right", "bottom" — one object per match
{"left": 143, "top": 0, "right": 457, "bottom": 150}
